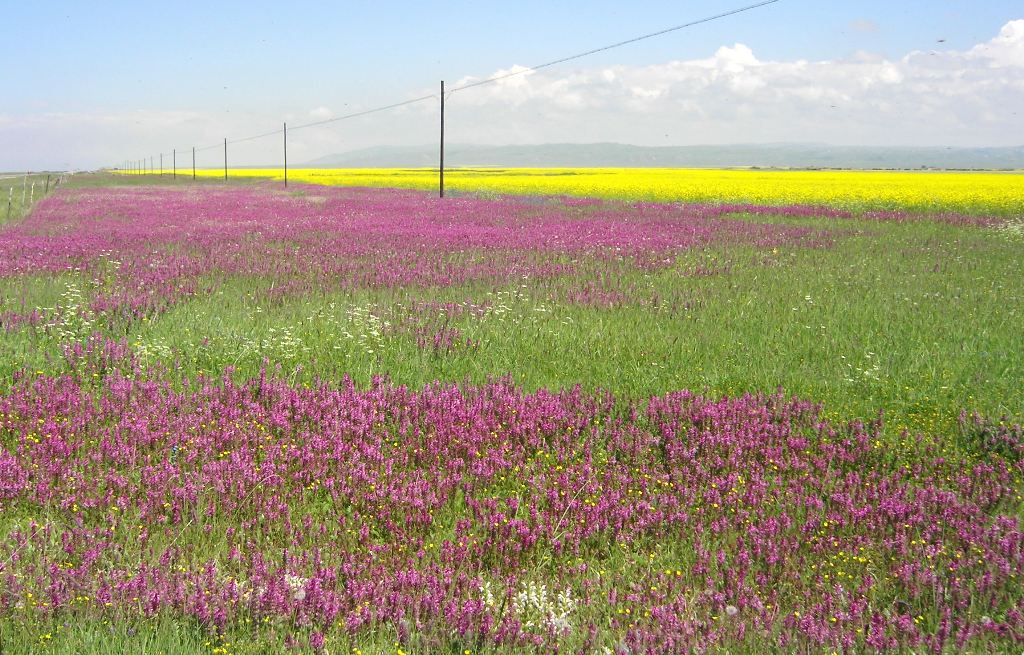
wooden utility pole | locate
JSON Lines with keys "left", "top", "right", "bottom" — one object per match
{"left": 440, "top": 80, "right": 445, "bottom": 198}
{"left": 283, "top": 122, "right": 288, "bottom": 188}
{"left": 192, "top": 147, "right": 196, "bottom": 181}
{"left": 173, "top": 149, "right": 176, "bottom": 179}
{"left": 223, "top": 139, "right": 227, "bottom": 181}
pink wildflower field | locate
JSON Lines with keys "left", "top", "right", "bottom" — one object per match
{"left": 0, "top": 182, "right": 1021, "bottom": 653}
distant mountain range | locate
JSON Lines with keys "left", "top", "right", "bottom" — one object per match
{"left": 303, "top": 142, "right": 1024, "bottom": 170}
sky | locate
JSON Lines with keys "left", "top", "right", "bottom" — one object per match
{"left": 1, "top": 0, "right": 1023, "bottom": 170}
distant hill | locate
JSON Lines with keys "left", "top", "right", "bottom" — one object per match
{"left": 304, "top": 142, "right": 1024, "bottom": 170}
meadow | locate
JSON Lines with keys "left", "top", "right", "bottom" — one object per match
{"left": 0, "top": 171, "right": 1022, "bottom": 653}
{"left": 0, "top": 173, "right": 65, "bottom": 226}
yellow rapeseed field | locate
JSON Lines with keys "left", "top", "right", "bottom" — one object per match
{"left": 135, "top": 167, "right": 1024, "bottom": 214}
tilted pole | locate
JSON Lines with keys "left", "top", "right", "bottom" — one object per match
{"left": 439, "top": 80, "right": 445, "bottom": 198}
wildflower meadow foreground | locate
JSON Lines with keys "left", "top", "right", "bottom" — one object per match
{"left": 1, "top": 178, "right": 1022, "bottom": 653}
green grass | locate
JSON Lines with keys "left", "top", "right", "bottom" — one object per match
{"left": 15, "top": 200, "right": 1019, "bottom": 436}
{"left": 0, "top": 172, "right": 65, "bottom": 225}
{"left": 9, "top": 173, "right": 1022, "bottom": 440}
{"left": 2, "top": 173, "right": 1022, "bottom": 653}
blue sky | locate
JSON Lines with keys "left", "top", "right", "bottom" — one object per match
{"left": 2, "top": 0, "right": 1023, "bottom": 169}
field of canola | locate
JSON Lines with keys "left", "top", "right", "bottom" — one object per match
{"left": 1, "top": 174, "right": 1022, "bottom": 654}
{"left": 177, "top": 167, "right": 1024, "bottom": 215}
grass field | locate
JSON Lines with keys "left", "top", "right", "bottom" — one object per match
{"left": 0, "top": 173, "right": 66, "bottom": 225}
{"left": 1, "top": 171, "right": 1022, "bottom": 653}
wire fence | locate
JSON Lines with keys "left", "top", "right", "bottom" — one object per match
{"left": 2, "top": 172, "right": 73, "bottom": 224}
{"left": 118, "top": 0, "right": 781, "bottom": 194}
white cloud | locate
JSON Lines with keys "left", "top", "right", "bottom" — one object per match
{"left": 308, "top": 106, "right": 334, "bottom": 120}
{"left": 435, "top": 20, "right": 1024, "bottom": 148}
{"left": 968, "top": 19, "right": 1024, "bottom": 67}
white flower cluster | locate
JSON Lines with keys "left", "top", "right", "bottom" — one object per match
{"left": 842, "top": 351, "right": 882, "bottom": 384}
{"left": 303, "top": 302, "right": 392, "bottom": 356}
{"left": 479, "top": 578, "right": 579, "bottom": 635}
{"left": 261, "top": 326, "right": 308, "bottom": 361}
{"left": 134, "top": 337, "right": 172, "bottom": 364}
{"left": 479, "top": 580, "right": 498, "bottom": 610}
{"left": 340, "top": 304, "right": 391, "bottom": 355}
{"left": 511, "top": 580, "right": 577, "bottom": 634}
{"left": 483, "top": 285, "right": 571, "bottom": 336}
{"left": 284, "top": 574, "right": 308, "bottom": 602}
{"left": 997, "top": 217, "right": 1024, "bottom": 242}
{"left": 43, "top": 281, "right": 96, "bottom": 343}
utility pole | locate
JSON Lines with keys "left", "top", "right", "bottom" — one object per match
{"left": 173, "top": 149, "right": 176, "bottom": 179}
{"left": 192, "top": 147, "right": 196, "bottom": 181}
{"left": 224, "top": 138, "right": 227, "bottom": 181}
{"left": 283, "top": 122, "right": 288, "bottom": 188}
{"left": 439, "top": 80, "right": 445, "bottom": 198}
{"left": 160, "top": 153, "right": 163, "bottom": 176}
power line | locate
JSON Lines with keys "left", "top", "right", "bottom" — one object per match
{"left": 449, "top": 0, "right": 781, "bottom": 94}
{"left": 167, "top": 96, "right": 441, "bottom": 160}
{"left": 289, "top": 94, "right": 439, "bottom": 133}
{"left": 139, "top": 0, "right": 781, "bottom": 166}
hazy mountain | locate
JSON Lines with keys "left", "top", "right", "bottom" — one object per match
{"left": 304, "top": 142, "right": 1024, "bottom": 170}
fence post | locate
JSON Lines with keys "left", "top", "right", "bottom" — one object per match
{"left": 6, "top": 188, "right": 11, "bottom": 222}
{"left": 283, "top": 122, "right": 288, "bottom": 188}
{"left": 45, "top": 175, "right": 50, "bottom": 194}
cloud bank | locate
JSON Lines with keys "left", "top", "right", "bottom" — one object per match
{"left": 442, "top": 19, "right": 1024, "bottom": 148}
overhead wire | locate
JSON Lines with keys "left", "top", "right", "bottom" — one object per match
{"left": 448, "top": 0, "right": 779, "bottom": 95}
{"left": 138, "top": 0, "right": 781, "bottom": 166}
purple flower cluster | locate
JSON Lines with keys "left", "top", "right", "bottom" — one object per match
{"left": 0, "top": 186, "right": 826, "bottom": 322}
{"left": 0, "top": 356, "right": 1020, "bottom": 651}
